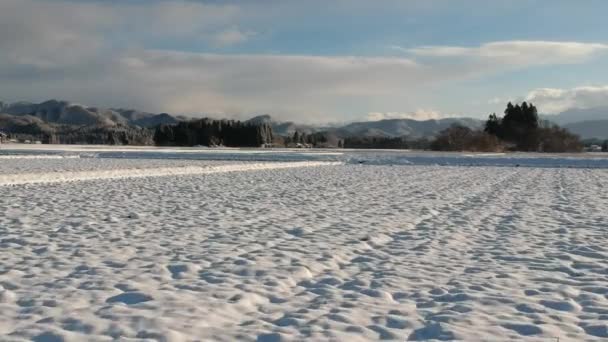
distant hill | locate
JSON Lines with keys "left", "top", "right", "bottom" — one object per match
{"left": 0, "top": 99, "right": 180, "bottom": 145}
{"left": 0, "top": 113, "right": 54, "bottom": 134}
{"left": 3, "top": 99, "right": 605, "bottom": 143}
{"left": 246, "top": 115, "right": 322, "bottom": 136}
{"left": 330, "top": 118, "right": 483, "bottom": 138}
{"left": 114, "top": 109, "right": 180, "bottom": 127}
{"left": 538, "top": 107, "right": 608, "bottom": 139}
{"left": 0, "top": 100, "right": 180, "bottom": 128}
{"left": 564, "top": 120, "right": 608, "bottom": 139}
{"left": 246, "top": 115, "right": 483, "bottom": 139}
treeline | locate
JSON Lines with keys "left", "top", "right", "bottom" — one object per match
{"left": 343, "top": 136, "right": 431, "bottom": 149}
{"left": 1, "top": 114, "right": 274, "bottom": 147}
{"left": 278, "top": 131, "right": 433, "bottom": 149}
{"left": 430, "top": 126, "right": 502, "bottom": 152}
{"left": 278, "top": 131, "right": 341, "bottom": 148}
{"left": 53, "top": 125, "right": 154, "bottom": 145}
{"left": 154, "top": 118, "right": 273, "bottom": 147}
{"left": 431, "top": 102, "right": 583, "bottom": 152}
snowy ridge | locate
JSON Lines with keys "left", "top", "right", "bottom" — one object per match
{"left": 0, "top": 161, "right": 342, "bottom": 186}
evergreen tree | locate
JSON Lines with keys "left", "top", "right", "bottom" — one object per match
{"left": 154, "top": 119, "right": 272, "bottom": 147}
{"left": 484, "top": 113, "right": 501, "bottom": 137}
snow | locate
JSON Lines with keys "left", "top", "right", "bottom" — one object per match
{"left": 1, "top": 145, "right": 608, "bottom": 341}
{"left": 0, "top": 155, "right": 81, "bottom": 160}
{"left": 0, "top": 161, "right": 341, "bottom": 186}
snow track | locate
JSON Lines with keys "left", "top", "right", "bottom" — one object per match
{"left": 0, "top": 161, "right": 342, "bottom": 186}
{"left": 1, "top": 160, "right": 608, "bottom": 341}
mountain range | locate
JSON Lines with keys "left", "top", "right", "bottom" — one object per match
{"left": 246, "top": 114, "right": 484, "bottom": 139}
{"left": 540, "top": 107, "right": 608, "bottom": 140}
{"left": 0, "top": 100, "right": 181, "bottom": 128}
{"left": 1, "top": 99, "right": 608, "bottom": 141}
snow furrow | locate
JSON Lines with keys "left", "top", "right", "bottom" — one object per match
{"left": 2, "top": 159, "right": 608, "bottom": 341}
{"left": 0, "top": 161, "right": 343, "bottom": 186}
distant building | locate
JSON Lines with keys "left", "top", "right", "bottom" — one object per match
{"left": 586, "top": 144, "right": 603, "bottom": 152}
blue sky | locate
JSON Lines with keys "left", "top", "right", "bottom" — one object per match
{"left": 1, "top": 0, "right": 608, "bottom": 122}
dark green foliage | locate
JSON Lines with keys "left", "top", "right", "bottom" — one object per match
{"left": 485, "top": 102, "right": 539, "bottom": 150}
{"left": 482, "top": 102, "right": 582, "bottom": 152}
{"left": 343, "top": 136, "right": 409, "bottom": 149}
{"left": 47, "top": 125, "right": 153, "bottom": 145}
{"left": 484, "top": 113, "right": 501, "bottom": 137}
{"left": 342, "top": 136, "right": 430, "bottom": 149}
{"left": 154, "top": 118, "right": 273, "bottom": 147}
{"left": 603, "top": 140, "right": 608, "bottom": 152}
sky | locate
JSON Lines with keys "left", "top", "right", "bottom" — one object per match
{"left": 1, "top": 0, "right": 608, "bottom": 123}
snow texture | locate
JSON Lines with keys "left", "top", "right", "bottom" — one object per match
{"left": 1, "top": 145, "right": 608, "bottom": 341}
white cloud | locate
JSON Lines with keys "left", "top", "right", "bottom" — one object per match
{"left": 367, "top": 110, "right": 443, "bottom": 121}
{"left": 526, "top": 86, "right": 608, "bottom": 113}
{"left": 409, "top": 41, "right": 608, "bottom": 66}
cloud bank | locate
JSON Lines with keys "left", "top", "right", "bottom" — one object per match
{"left": 409, "top": 41, "right": 608, "bottom": 66}
{"left": 526, "top": 86, "right": 608, "bottom": 113}
{"left": 1, "top": 0, "right": 607, "bottom": 122}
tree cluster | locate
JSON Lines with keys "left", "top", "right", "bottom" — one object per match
{"left": 283, "top": 131, "right": 341, "bottom": 148}
{"left": 154, "top": 118, "right": 273, "bottom": 147}
{"left": 431, "top": 102, "right": 582, "bottom": 152}
{"left": 430, "top": 125, "right": 502, "bottom": 152}
{"left": 53, "top": 125, "right": 154, "bottom": 145}
{"left": 343, "top": 136, "right": 431, "bottom": 149}
{"left": 485, "top": 102, "right": 582, "bottom": 152}
{"left": 485, "top": 102, "right": 540, "bottom": 150}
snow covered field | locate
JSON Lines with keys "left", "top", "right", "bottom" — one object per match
{"left": 1, "top": 146, "right": 608, "bottom": 341}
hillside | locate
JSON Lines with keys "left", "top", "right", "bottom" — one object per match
{"left": 246, "top": 115, "right": 322, "bottom": 136}
{"left": 247, "top": 115, "right": 483, "bottom": 139}
{"left": 1, "top": 100, "right": 179, "bottom": 128}
{"left": 564, "top": 120, "right": 608, "bottom": 139}
{"left": 2, "top": 99, "right": 604, "bottom": 143}
{"left": 331, "top": 118, "right": 483, "bottom": 138}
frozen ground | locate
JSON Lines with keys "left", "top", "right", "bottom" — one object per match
{"left": 1, "top": 146, "right": 608, "bottom": 341}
